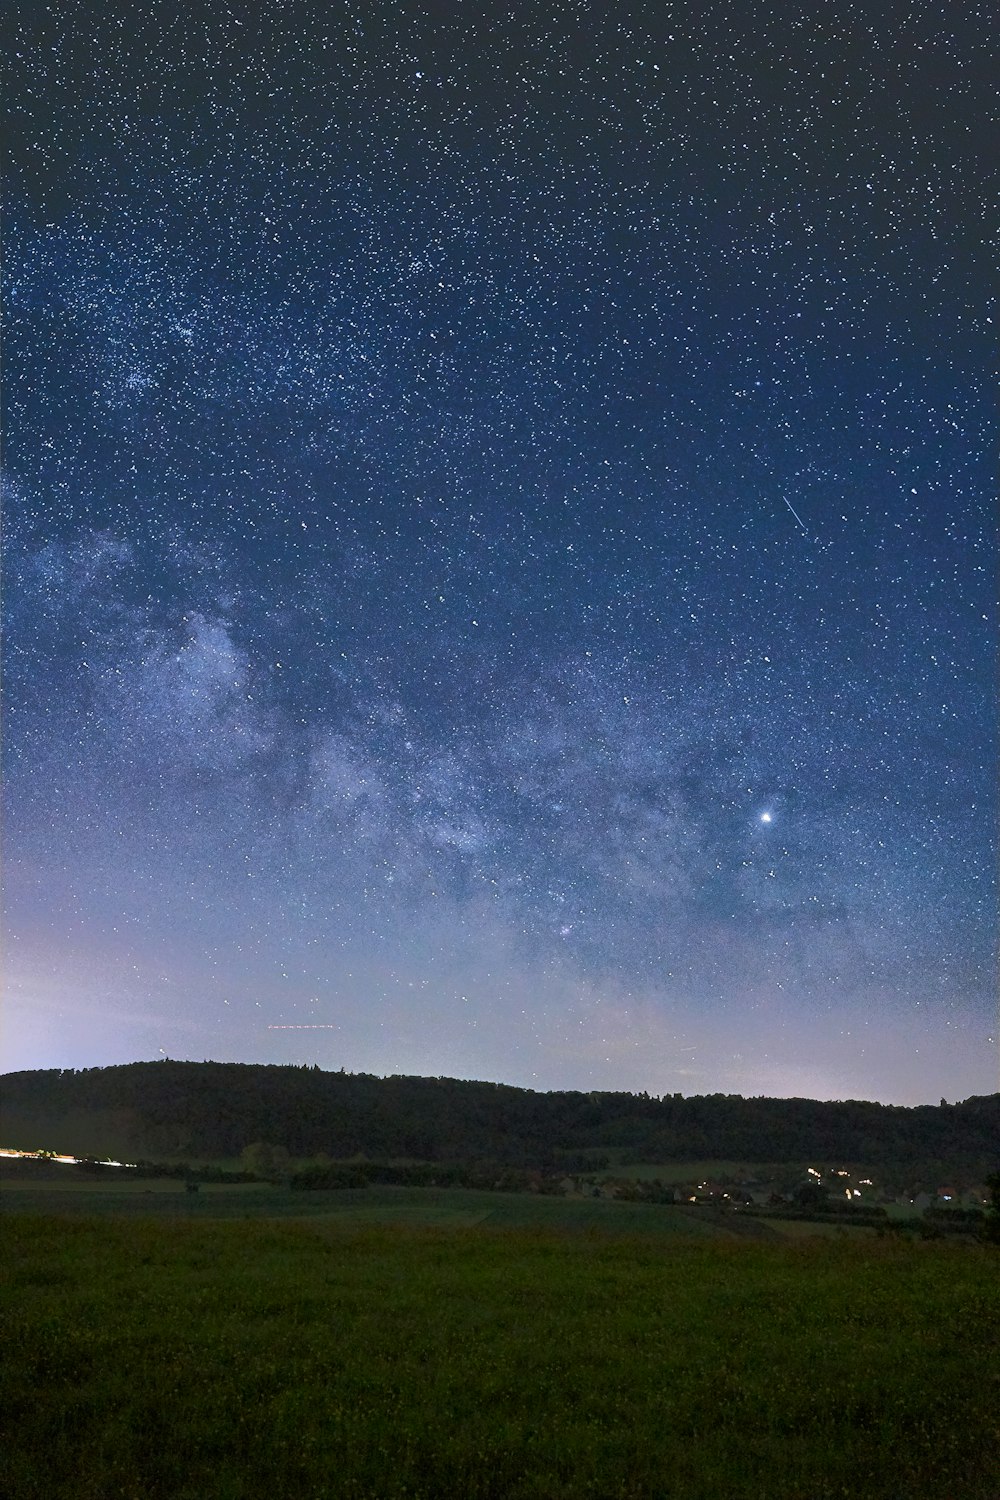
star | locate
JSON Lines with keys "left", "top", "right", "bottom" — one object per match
{"left": 1, "top": 0, "right": 993, "bottom": 1105}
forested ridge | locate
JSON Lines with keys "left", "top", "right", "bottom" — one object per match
{"left": 3, "top": 1061, "right": 997, "bottom": 1170}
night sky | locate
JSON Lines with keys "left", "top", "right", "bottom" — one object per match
{"left": 4, "top": 1, "right": 996, "bottom": 1104}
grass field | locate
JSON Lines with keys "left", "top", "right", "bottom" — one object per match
{"left": 3, "top": 1207, "right": 999, "bottom": 1499}
{"left": 0, "top": 1176, "right": 778, "bottom": 1236}
{"left": 0, "top": 1170, "right": 894, "bottom": 1242}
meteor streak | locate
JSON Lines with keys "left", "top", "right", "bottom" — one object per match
{"left": 782, "top": 497, "right": 808, "bottom": 531}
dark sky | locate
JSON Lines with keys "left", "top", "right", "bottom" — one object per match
{"left": 3, "top": 1, "right": 995, "bottom": 1102}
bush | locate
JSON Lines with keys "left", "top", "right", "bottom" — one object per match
{"left": 982, "top": 1170, "right": 1000, "bottom": 1245}
{"left": 239, "top": 1143, "right": 291, "bottom": 1182}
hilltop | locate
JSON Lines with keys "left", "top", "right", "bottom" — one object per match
{"left": 2, "top": 1061, "right": 997, "bottom": 1175}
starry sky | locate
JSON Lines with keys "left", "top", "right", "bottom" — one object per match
{"left": 3, "top": 1, "right": 996, "bottom": 1104}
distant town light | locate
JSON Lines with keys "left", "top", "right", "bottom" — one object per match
{"left": 0, "top": 1146, "right": 134, "bottom": 1168}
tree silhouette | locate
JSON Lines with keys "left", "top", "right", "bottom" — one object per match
{"left": 240, "top": 1142, "right": 290, "bottom": 1182}
{"left": 983, "top": 1171, "right": 1000, "bottom": 1244}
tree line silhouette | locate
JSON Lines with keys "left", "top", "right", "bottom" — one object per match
{"left": 3, "top": 1061, "right": 997, "bottom": 1174}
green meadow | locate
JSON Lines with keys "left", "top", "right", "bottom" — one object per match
{"left": 0, "top": 1176, "right": 768, "bottom": 1236}
{"left": 3, "top": 1193, "right": 999, "bottom": 1499}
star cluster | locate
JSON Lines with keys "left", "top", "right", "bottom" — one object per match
{"left": 3, "top": 1, "right": 995, "bottom": 1101}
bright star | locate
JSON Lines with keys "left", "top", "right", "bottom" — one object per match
{"left": 760, "top": 812, "right": 772, "bottom": 823}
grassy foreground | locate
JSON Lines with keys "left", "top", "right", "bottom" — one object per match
{"left": 3, "top": 1216, "right": 998, "bottom": 1500}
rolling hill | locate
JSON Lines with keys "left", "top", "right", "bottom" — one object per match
{"left": 2, "top": 1060, "right": 997, "bottom": 1175}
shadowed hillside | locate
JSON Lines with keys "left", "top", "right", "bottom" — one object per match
{"left": 2, "top": 1062, "right": 997, "bottom": 1173}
